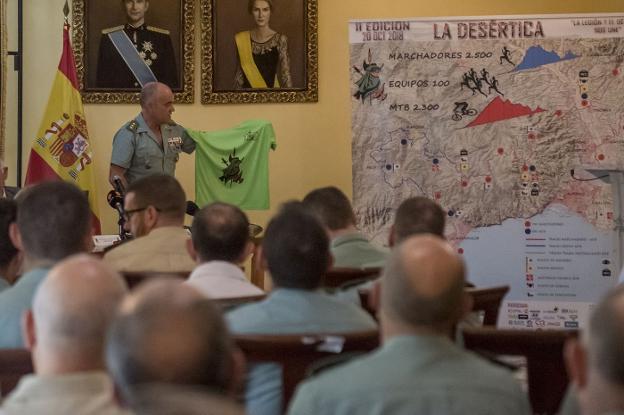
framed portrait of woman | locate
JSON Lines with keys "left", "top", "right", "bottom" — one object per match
{"left": 201, "top": 0, "right": 318, "bottom": 104}
{"left": 72, "top": 0, "right": 195, "bottom": 104}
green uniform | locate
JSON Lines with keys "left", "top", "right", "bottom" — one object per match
{"left": 289, "top": 335, "right": 531, "bottom": 415}
{"left": 331, "top": 232, "right": 388, "bottom": 268}
{"left": 187, "top": 119, "right": 276, "bottom": 210}
{"left": 111, "top": 113, "right": 195, "bottom": 185}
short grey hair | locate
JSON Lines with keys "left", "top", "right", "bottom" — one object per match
{"left": 587, "top": 285, "right": 624, "bottom": 384}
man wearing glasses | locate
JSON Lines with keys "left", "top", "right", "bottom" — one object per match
{"left": 104, "top": 174, "right": 195, "bottom": 273}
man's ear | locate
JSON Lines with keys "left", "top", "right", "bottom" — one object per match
{"left": 369, "top": 279, "right": 382, "bottom": 314}
{"left": 21, "top": 310, "right": 36, "bottom": 351}
{"left": 256, "top": 245, "right": 267, "bottom": 272}
{"left": 460, "top": 291, "right": 474, "bottom": 319}
{"left": 326, "top": 253, "right": 334, "bottom": 272}
{"left": 84, "top": 224, "right": 95, "bottom": 253}
{"left": 144, "top": 206, "right": 160, "bottom": 230}
{"left": 186, "top": 238, "right": 198, "bottom": 262}
{"left": 388, "top": 225, "right": 396, "bottom": 247}
{"left": 565, "top": 338, "right": 588, "bottom": 389}
{"left": 1, "top": 166, "right": 8, "bottom": 181}
{"left": 237, "top": 240, "right": 255, "bottom": 264}
{"left": 9, "top": 222, "right": 23, "bottom": 251}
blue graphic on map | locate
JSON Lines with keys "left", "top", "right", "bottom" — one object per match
{"left": 514, "top": 46, "right": 579, "bottom": 71}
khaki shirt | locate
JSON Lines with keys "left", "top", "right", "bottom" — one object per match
{"left": 104, "top": 226, "right": 195, "bottom": 273}
{"left": 0, "top": 371, "right": 130, "bottom": 415}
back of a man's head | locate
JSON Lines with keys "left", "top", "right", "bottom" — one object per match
{"left": 302, "top": 186, "right": 356, "bottom": 231}
{"left": 191, "top": 203, "right": 249, "bottom": 263}
{"left": 566, "top": 285, "right": 624, "bottom": 415}
{"left": 16, "top": 181, "right": 91, "bottom": 263}
{"left": 381, "top": 235, "right": 465, "bottom": 334}
{"left": 29, "top": 255, "right": 127, "bottom": 373}
{"left": 126, "top": 174, "right": 186, "bottom": 223}
{"left": 106, "top": 279, "right": 234, "bottom": 398}
{"left": 587, "top": 285, "right": 624, "bottom": 382}
{"left": 262, "top": 202, "right": 330, "bottom": 290}
{"left": 392, "top": 197, "right": 446, "bottom": 244}
{"left": 0, "top": 199, "right": 18, "bottom": 271}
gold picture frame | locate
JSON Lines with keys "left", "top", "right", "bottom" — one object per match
{"left": 0, "top": 0, "right": 6, "bottom": 156}
{"left": 200, "top": 0, "right": 318, "bottom": 104}
{"left": 72, "top": 0, "right": 195, "bottom": 104}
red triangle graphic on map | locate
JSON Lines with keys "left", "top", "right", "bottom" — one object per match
{"left": 467, "top": 97, "right": 545, "bottom": 128}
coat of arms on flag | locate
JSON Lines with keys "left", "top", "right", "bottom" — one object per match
{"left": 25, "top": 14, "right": 101, "bottom": 233}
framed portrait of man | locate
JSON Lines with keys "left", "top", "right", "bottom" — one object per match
{"left": 201, "top": 0, "right": 318, "bottom": 104}
{"left": 72, "top": 0, "right": 195, "bottom": 104}
{"left": 0, "top": 0, "right": 6, "bottom": 155}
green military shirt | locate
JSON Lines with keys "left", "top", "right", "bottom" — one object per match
{"left": 110, "top": 113, "right": 195, "bottom": 185}
{"left": 288, "top": 335, "right": 531, "bottom": 415}
{"left": 331, "top": 232, "right": 388, "bottom": 269}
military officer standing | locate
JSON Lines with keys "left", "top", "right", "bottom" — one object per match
{"left": 97, "top": 0, "right": 178, "bottom": 89}
{"left": 109, "top": 82, "right": 195, "bottom": 189}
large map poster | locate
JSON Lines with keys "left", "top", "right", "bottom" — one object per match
{"left": 349, "top": 14, "right": 624, "bottom": 329}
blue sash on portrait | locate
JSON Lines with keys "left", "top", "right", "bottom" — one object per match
{"left": 107, "top": 30, "right": 158, "bottom": 87}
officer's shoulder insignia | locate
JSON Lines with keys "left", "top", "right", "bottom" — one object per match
{"left": 147, "top": 26, "right": 170, "bottom": 35}
{"left": 126, "top": 120, "right": 139, "bottom": 132}
{"left": 102, "top": 25, "right": 124, "bottom": 34}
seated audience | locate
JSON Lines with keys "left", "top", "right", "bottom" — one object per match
{"left": 186, "top": 202, "right": 263, "bottom": 299}
{"left": 104, "top": 174, "right": 195, "bottom": 273}
{"left": 0, "top": 181, "right": 92, "bottom": 348}
{"left": 0, "top": 159, "right": 19, "bottom": 199}
{"left": 227, "top": 202, "right": 377, "bottom": 415}
{"left": 0, "top": 199, "right": 21, "bottom": 290}
{"left": 0, "top": 255, "right": 128, "bottom": 415}
{"left": 302, "top": 186, "right": 386, "bottom": 268}
{"left": 288, "top": 235, "right": 530, "bottom": 415}
{"left": 106, "top": 279, "right": 244, "bottom": 413}
{"left": 564, "top": 285, "right": 624, "bottom": 415}
{"left": 337, "top": 196, "right": 446, "bottom": 304}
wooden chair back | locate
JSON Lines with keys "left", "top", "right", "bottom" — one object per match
{"left": 462, "top": 327, "right": 577, "bottom": 415}
{"left": 213, "top": 294, "right": 266, "bottom": 310}
{"left": 234, "top": 330, "right": 379, "bottom": 413}
{"left": 466, "top": 285, "right": 509, "bottom": 325}
{"left": 322, "top": 267, "right": 381, "bottom": 289}
{"left": 0, "top": 349, "right": 33, "bottom": 397}
{"left": 120, "top": 271, "right": 190, "bottom": 289}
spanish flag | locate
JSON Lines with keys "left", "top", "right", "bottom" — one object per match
{"left": 25, "top": 22, "right": 101, "bottom": 234}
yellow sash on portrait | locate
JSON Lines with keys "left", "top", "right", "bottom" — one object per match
{"left": 235, "top": 31, "right": 280, "bottom": 88}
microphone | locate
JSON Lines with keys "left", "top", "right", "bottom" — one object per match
{"left": 186, "top": 201, "right": 199, "bottom": 216}
{"left": 107, "top": 190, "right": 125, "bottom": 217}
{"left": 113, "top": 176, "right": 126, "bottom": 196}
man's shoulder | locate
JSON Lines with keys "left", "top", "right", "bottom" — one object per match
{"left": 101, "top": 25, "right": 124, "bottom": 35}
{"left": 113, "top": 115, "right": 143, "bottom": 139}
{"left": 146, "top": 25, "right": 171, "bottom": 36}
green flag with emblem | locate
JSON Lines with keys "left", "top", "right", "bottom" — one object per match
{"left": 187, "top": 119, "right": 276, "bottom": 209}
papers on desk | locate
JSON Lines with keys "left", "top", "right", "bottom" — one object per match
{"left": 92, "top": 235, "right": 121, "bottom": 252}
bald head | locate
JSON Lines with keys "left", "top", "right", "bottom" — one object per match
{"left": 381, "top": 235, "right": 465, "bottom": 333}
{"left": 29, "top": 255, "right": 127, "bottom": 373}
{"left": 191, "top": 202, "right": 250, "bottom": 263}
{"left": 107, "top": 279, "right": 234, "bottom": 397}
{"left": 140, "top": 82, "right": 164, "bottom": 108}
